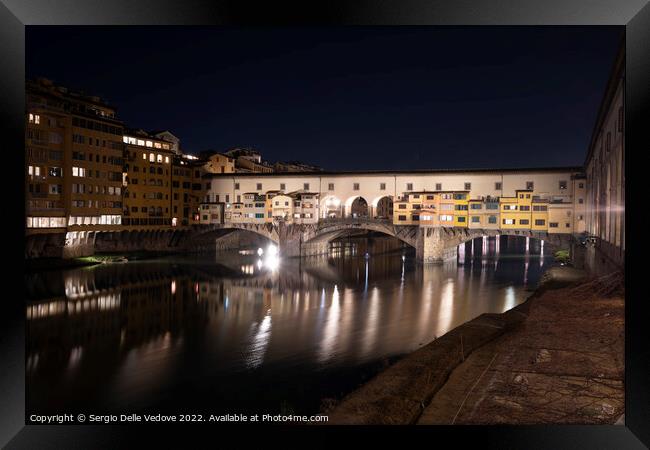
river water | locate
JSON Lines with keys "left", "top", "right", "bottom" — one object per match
{"left": 26, "top": 235, "right": 552, "bottom": 416}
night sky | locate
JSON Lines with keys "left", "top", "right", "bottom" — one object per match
{"left": 26, "top": 26, "right": 622, "bottom": 171}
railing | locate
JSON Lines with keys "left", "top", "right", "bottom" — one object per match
{"left": 319, "top": 217, "right": 392, "bottom": 225}
{"left": 28, "top": 102, "right": 65, "bottom": 113}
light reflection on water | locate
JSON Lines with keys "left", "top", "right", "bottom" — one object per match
{"left": 26, "top": 235, "right": 552, "bottom": 415}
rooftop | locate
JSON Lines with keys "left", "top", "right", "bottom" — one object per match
{"left": 206, "top": 166, "right": 584, "bottom": 178}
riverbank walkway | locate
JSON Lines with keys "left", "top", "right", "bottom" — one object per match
{"left": 326, "top": 267, "right": 624, "bottom": 425}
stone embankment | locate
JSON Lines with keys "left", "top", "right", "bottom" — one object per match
{"left": 325, "top": 267, "right": 624, "bottom": 425}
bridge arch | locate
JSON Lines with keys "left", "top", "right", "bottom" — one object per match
{"left": 188, "top": 224, "right": 279, "bottom": 253}
{"left": 320, "top": 195, "right": 344, "bottom": 219}
{"left": 301, "top": 219, "right": 419, "bottom": 257}
{"left": 371, "top": 195, "right": 393, "bottom": 219}
{"left": 436, "top": 228, "right": 572, "bottom": 255}
{"left": 345, "top": 195, "right": 370, "bottom": 218}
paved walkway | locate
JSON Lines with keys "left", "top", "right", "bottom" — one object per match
{"left": 418, "top": 271, "right": 624, "bottom": 424}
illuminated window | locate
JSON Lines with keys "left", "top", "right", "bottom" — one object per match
{"left": 157, "top": 154, "right": 163, "bottom": 163}
{"left": 154, "top": 142, "right": 162, "bottom": 149}
{"left": 146, "top": 140, "right": 153, "bottom": 148}
{"left": 122, "top": 136, "right": 129, "bottom": 143}
{"left": 503, "top": 219, "right": 514, "bottom": 225}
{"left": 72, "top": 167, "right": 86, "bottom": 177}
{"left": 137, "top": 139, "right": 145, "bottom": 146}
{"left": 162, "top": 144, "right": 170, "bottom": 150}
{"left": 165, "top": 156, "right": 170, "bottom": 163}
{"left": 128, "top": 137, "right": 137, "bottom": 145}
{"left": 149, "top": 153, "right": 155, "bottom": 162}
{"left": 440, "top": 215, "right": 453, "bottom": 221}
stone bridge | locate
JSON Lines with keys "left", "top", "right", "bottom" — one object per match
{"left": 189, "top": 218, "right": 575, "bottom": 263}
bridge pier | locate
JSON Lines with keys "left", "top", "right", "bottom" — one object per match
{"left": 416, "top": 226, "right": 458, "bottom": 264}
{"left": 299, "top": 240, "right": 330, "bottom": 257}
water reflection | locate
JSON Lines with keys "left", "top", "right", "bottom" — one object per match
{"left": 26, "top": 235, "right": 552, "bottom": 416}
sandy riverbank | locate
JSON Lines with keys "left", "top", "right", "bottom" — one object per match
{"left": 324, "top": 266, "right": 624, "bottom": 425}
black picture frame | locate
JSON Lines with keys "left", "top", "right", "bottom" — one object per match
{"left": 1, "top": 1, "right": 648, "bottom": 448}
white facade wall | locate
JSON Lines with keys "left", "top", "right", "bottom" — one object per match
{"left": 207, "top": 170, "right": 580, "bottom": 220}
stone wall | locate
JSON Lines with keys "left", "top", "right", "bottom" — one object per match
{"left": 25, "top": 233, "right": 66, "bottom": 259}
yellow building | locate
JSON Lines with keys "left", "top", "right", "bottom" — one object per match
{"left": 548, "top": 202, "right": 574, "bottom": 234}
{"left": 26, "top": 78, "right": 125, "bottom": 237}
{"left": 467, "top": 196, "right": 500, "bottom": 229}
{"left": 437, "top": 193, "right": 455, "bottom": 227}
{"left": 452, "top": 191, "right": 469, "bottom": 227}
{"left": 468, "top": 199, "right": 483, "bottom": 228}
{"left": 393, "top": 192, "right": 425, "bottom": 225}
{"left": 500, "top": 189, "right": 533, "bottom": 230}
{"left": 122, "top": 130, "right": 174, "bottom": 229}
{"left": 418, "top": 193, "right": 439, "bottom": 226}
{"left": 572, "top": 177, "right": 587, "bottom": 233}
{"left": 263, "top": 190, "right": 284, "bottom": 222}
{"left": 172, "top": 157, "right": 206, "bottom": 227}
{"left": 531, "top": 197, "right": 549, "bottom": 231}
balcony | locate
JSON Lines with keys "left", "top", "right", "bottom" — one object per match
{"left": 28, "top": 102, "right": 65, "bottom": 113}
{"left": 29, "top": 192, "right": 51, "bottom": 199}
{"left": 27, "top": 138, "right": 50, "bottom": 147}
